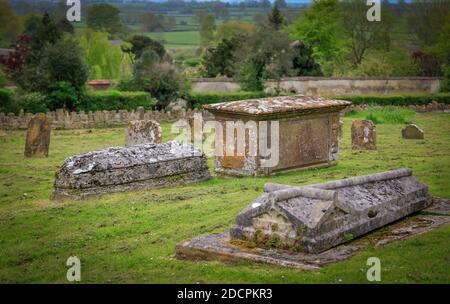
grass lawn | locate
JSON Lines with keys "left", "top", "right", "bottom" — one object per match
{"left": 0, "top": 112, "right": 449, "bottom": 283}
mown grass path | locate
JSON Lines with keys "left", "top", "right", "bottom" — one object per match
{"left": 0, "top": 113, "right": 449, "bottom": 283}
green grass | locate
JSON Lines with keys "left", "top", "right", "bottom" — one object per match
{"left": 146, "top": 31, "right": 200, "bottom": 49}
{"left": 0, "top": 113, "right": 450, "bottom": 283}
{"left": 345, "top": 106, "right": 416, "bottom": 124}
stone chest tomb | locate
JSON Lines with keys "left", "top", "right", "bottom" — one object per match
{"left": 203, "top": 95, "right": 351, "bottom": 176}
{"left": 230, "top": 168, "right": 430, "bottom": 253}
{"left": 52, "top": 141, "right": 211, "bottom": 200}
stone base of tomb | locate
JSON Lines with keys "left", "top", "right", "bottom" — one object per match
{"left": 176, "top": 197, "right": 450, "bottom": 270}
{"left": 52, "top": 141, "right": 211, "bottom": 200}
{"left": 52, "top": 169, "right": 211, "bottom": 201}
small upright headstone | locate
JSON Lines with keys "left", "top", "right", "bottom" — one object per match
{"left": 125, "top": 120, "right": 162, "bottom": 146}
{"left": 24, "top": 113, "right": 51, "bottom": 157}
{"left": 402, "top": 124, "right": 424, "bottom": 139}
{"left": 351, "top": 119, "right": 376, "bottom": 150}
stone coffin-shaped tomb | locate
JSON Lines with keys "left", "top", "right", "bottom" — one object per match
{"left": 52, "top": 141, "right": 211, "bottom": 200}
{"left": 177, "top": 169, "right": 432, "bottom": 263}
{"left": 230, "top": 168, "right": 430, "bottom": 253}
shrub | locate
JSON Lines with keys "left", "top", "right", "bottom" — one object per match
{"left": 120, "top": 49, "right": 190, "bottom": 109}
{"left": 185, "top": 91, "right": 276, "bottom": 108}
{"left": 333, "top": 93, "right": 450, "bottom": 106}
{"left": 45, "top": 82, "right": 79, "bottom": 111}
{"left": 440, "top": 66, "right": 450, "bottom": 92}
{"left": 20, "top": 92, "right": 48, "bottom": 113}
{"left": 0, "top": 70, "right": 8, "bottom": 87}
{"left": 0, "top": 88, "right": 14, "bottom": 113}
{"left": 79, "top": 90, "right": 155, "bottom": 112}
{"left": 1, "top": 90, "right": 48, "bottom": 114}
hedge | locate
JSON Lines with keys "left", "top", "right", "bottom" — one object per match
{"left": 0, "top": 88, "right": 15, "bottom": 113}
{"left": 0, "top": 89, "right": 156, "bottom": 114}
{"left": 185, "top": 91, "right": 276, "bottom": 109}
{"left": 79, "top": 90, "right": 156, "bottom": 112}
{"left": 331, "top": 93, "right": 450, "bottom": 106}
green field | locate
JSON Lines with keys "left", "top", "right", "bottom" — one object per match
{"left": 146, "top": 31, "right": 200, "bottom": 49}
{"left": 0, "top": 112, "right": 450, "bottom": 283}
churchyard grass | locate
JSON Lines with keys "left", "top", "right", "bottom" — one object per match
{"left": 0, "top": 112, "right": 449, "bottom": 283}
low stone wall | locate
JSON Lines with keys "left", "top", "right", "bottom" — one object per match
{"left": 191, "top": 77, "right": 442, "bottom": 95}
{"left": 0, "top": 107, "right": 198, "bottom": 129}
{"left": 1, "top": 102, "right": 448, "bottom": 130}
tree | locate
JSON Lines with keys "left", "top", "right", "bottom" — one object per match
{"left": 275, "top": 0, "right": 287, "bottom": 9}
{"left": 235, "top": 26, "right": 293, "bottom": 91}
{"left": 340, "top": 0, "right": 394, "bottom": 66}
{"left": 290, "top": 40, "right": 322, "bottom": 76}
{"left": 35, "top": 38, "right": 89, "bottom": 93}
{"left": 214, "top": 21, "right": 255, "bottom": 42}
{"left": 86, "top": 3, "right": 122, "bottom": 35}
{"left": 407, "top": 0, "right": 450, "bottom": 76}
{"left": 202, "top": 35, "right": 246, "bottom": 77}
{"left": 199, "top": 14, "right": 216, "bottom": 46}
{"left": 1, "top": 13, "right": 63, "bottom": 91}
{"left": 289, "top": 0, "right": 347, "bottom": 74}
{"left": 267, "top": 3, "right": 285, "bottom": 30}
{"left": 0, "top": 0, "right": 22, "bottom": 48}
{"left": 129, "top": 49, "right": 189, "bottom": 109}
{"left": 77, "top": 29, "right": 131, "bottom": 80}
{"left": 123, "top": 35, "right": 166, "bottom": 63}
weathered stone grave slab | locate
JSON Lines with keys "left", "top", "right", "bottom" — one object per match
{"left": 351, "top": 119, "right": 376, "bottom": 150}
{"left": 402, "top": 124, "right": 424, "bottom": 139}
{"left": 24, "top": 113, "right": 51, "bottom": 157}
{"left": 52, "top": 141, "right": 211, "bottom": 200}
{"left": 176, "top": 169, "right": 442, "bottom": 269}
{"left": 125, "top": 120, "right": 162, "bottom": 146}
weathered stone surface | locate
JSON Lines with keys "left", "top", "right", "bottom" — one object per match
{"left": 204, "top": 95, "right": 351, "bottom": 176}
{"left": 125, "top": 120, "right": 162, "bottom": 146}
{"left": 351, "top": 119, "right": 376, "bottom": 150}
{"left": 229, "top": 168, "right": 430, "bottom": 253}
{"left": 176, "top": 197, "right": 450, "bottom": 269}
{"left": 167, "top": 98, "right": 188, "bottom": 110}
{"left": 402, "top": 124, "right": 424, "bottom": 139}
{"left": 24, "top": 113, "right": 51, "bottom": 158}
{"left": 52, "top": 141, "right": 211, "bottom": 200}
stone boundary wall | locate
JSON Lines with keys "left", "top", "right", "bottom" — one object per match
{"left": 0, "top": 107, "right": 198, "bottom": 129}
{"left": 191, "top": 77, "right": 442, "bottom": 95}
{"left": 1, "top": 103, "right": 448, "bottom": 130}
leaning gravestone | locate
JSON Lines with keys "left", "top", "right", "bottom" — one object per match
{"left": 125, "top": 120, "right": 162, "bottom": 146}
{"left": 24, "top": 113, "right": 51, "bottom": 158}
{"left": 51, "top": 141, "right": 211, "bottom": 200}
{"left": 351, "top": 119, "right": 376, "bottom": 150}
{"left": 402, "top": 124, "right": 424, "bottom": 139}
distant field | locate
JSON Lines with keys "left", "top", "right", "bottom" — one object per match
{"left": 147, "top": 31, "right": 200, "bottom": 49}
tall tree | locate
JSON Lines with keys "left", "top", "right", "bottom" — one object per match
{"left": 0, "top": 0, "right": 22, "bottom": 48}
{"left": 289, "top": 0, "right": 347, "bottom": 72}
{"left": 267, "top": 3, "right": 285, "bottom": 30}
{"left": 275, "top": 0, "right": 287, "bottom": 9}
{"left": 199, "top": 14, "right": 216, "bottom": 46}
{"left": 86, "top": 3, "right": 122, "bottom": 35}
{"left": 123, "top": 35, "right": 166, "bottom": 63}
{"left": 340, "top": 0, "right": 394, "bottom": 66}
